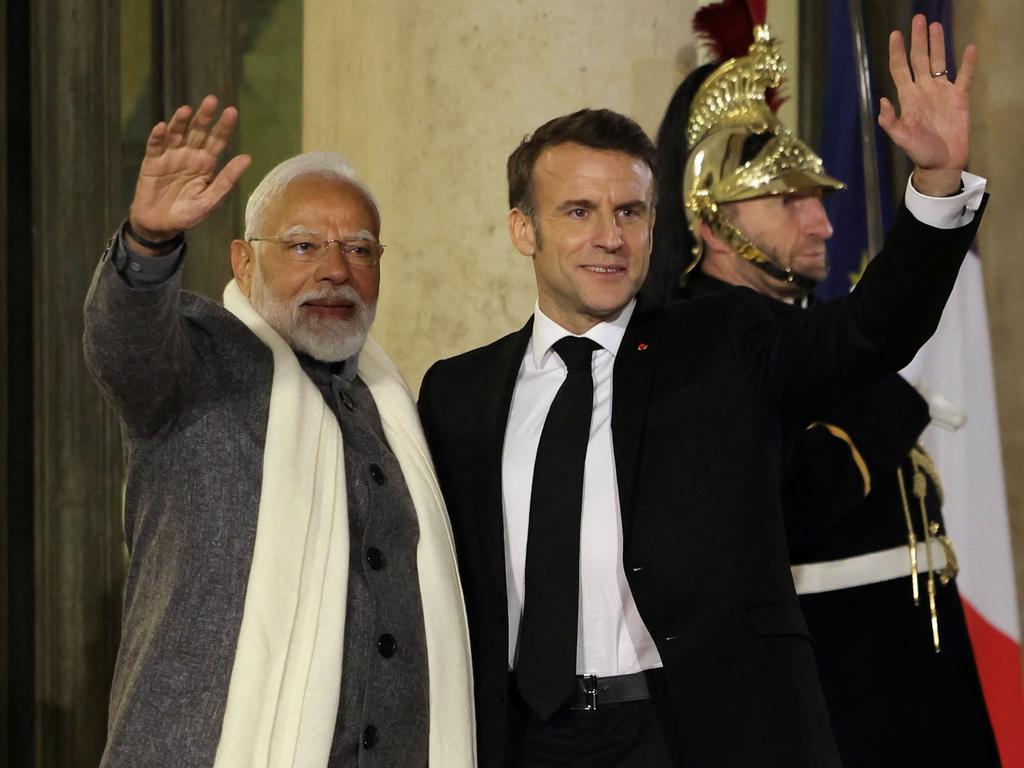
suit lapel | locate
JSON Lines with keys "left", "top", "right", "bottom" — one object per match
{"left": 612, "top": 308, "right": 663, "bottom": 537}
{"left": 476, "top": 319, "right": 533, "bottom": 599}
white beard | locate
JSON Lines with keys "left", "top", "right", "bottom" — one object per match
{"left": 249, "top": 266, "right": 376, "bottom": 363}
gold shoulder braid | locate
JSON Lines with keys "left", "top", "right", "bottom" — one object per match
{"left": 897, "top": 445, "right": 960, "bottom": 653}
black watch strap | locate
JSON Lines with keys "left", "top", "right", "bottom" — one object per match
{"left": 124, "top": 219, "right": 184, "bottom": 251}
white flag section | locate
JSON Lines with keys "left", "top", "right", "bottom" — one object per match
{"left": 902, "top": 250, "right": 1024, "bottom": 764}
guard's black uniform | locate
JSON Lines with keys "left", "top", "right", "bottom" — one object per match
{"left": 683, "top": 270, "right": 999, "bottom": 767}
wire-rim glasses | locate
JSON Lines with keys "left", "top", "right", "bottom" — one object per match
{"left": 248, "top": 234, "right": 384, "bottom": 268}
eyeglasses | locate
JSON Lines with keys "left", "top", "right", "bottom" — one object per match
{"left": 247, "top": 234, "right": 385, "bottom": 268}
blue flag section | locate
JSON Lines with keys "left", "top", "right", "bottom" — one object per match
{"left": 816, "top": 0, "right": 893, "bottom": 302}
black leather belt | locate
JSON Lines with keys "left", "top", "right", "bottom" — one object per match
{"left": 569, "top": 672, "right": 650, "bottom": 711}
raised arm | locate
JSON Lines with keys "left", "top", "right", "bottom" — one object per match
{"left": 84, "top": 96, "right": 250, "bottom": 437}
{"left": 127, "top": 95, "right": 251, "bottom": 253}
{"left": 878, "top": 13, "right": 978, "bottom": 197}
{"left": 736, "top": 17, "right": 984, "bottom": 426}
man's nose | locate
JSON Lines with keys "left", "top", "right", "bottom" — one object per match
{"left": 803, "top": 197, "right": 834, "bottom": 240}
{"left": 592, "top": 211, "right": 624, "bottom": 250}
{"left": 313, "top": 241, "right": 354, "bottom": 283}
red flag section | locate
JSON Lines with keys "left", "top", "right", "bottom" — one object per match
{"left": 963, "top": 599, "right": 1024, "bottom": 765}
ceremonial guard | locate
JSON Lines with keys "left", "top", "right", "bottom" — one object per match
{"left": 642, "top": 2, "right": 999, "bottom": 764}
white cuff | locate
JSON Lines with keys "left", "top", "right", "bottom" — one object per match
{"left": 905, "top": 171, "right": 986, "bottom": 229}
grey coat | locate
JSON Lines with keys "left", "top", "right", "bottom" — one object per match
{"left": 85, "top": 244, "right": 276, "bottom": 766}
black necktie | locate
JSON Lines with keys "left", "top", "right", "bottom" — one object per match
{"left": 516, "top": 336, "right": 600, "bottom": 720}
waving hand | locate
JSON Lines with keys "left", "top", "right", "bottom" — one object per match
{"left": 879, "top": 14, "right": 978, "bottom": 197}
{"left": 129, "top": 95, "right": 252, "bottom": 245}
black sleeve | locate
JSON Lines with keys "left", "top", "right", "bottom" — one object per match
{"left": 729, "top": 199, "right": 985, "bottom": 428}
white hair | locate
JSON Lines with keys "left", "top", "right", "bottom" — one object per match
{"left": 243, "top": 151, "right": 381, "bottom": 240}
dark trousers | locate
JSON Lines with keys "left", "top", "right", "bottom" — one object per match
{"left": 506, "top": 672, "right": 678, "bottom": 767}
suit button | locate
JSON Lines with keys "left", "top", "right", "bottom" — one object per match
{"left": 377, "top": 633, "right": 397, "bottom": 658}
{"left": 497, "top": 606, "right": 507, "bottom": 619}
{"left": 361, "top": 724, "right": 378, "bottom": 749}
{"left": 369, "top": 463, "right": 386, "bottom": 485}
{"left": 366, "top": 547, "right": 385, "bottom": 570}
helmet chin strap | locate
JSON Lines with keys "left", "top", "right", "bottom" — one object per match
{"left": 705, "top": 204, "right": 819, "bottom": 293}
{"left": 750, "top": 254, "right": 819, "bottom": 293}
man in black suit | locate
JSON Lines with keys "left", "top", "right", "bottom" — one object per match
{"left": 419, "top": 15, "right": 984, "bottom": 767}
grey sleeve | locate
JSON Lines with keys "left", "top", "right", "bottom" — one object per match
{"left": 111, "top": 221, "right": 185, "bottom": 289}
{"left": 83, "top": 225, "right": 193, "bottom": 438}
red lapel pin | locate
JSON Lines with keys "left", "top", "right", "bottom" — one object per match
{"left": 637, "top": 342, "right": 649, "bottom": 351}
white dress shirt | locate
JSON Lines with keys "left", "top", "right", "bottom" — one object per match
{"left": 500, "top": 172, "right": 986, "bottom": 677}
{"left": 502, "top": 299, "right": 663, "bottom": 675}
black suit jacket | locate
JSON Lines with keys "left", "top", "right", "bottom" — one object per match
{"left": 418, "top": 203, "right": 984, "bottom": 767}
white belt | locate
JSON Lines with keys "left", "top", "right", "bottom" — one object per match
{"left": 791, "top": 541, "right": 951, "bottom": 596}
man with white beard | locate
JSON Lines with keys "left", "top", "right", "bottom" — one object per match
{"left": 83, "top": 96, "right": 475, "bottom": 768}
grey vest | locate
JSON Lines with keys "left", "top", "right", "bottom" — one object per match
{"left": 300, "top": 357, "right": 429, "bottom": 767}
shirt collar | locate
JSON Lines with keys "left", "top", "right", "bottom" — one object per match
{"left": 531, "top": 299, "right": 636, "bottom": 369}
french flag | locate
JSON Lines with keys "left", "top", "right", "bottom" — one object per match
{"left": 902, "top": 235, "right": 1024, "bottom": 767}
{"left": 821, "top": 0, "right": 1024, "bottom": 761}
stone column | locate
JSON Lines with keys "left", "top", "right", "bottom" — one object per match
{"left": 30, "top": 0, "right": 124, "bottom": 763}
{"left": 160, "top": 0, "right": 242, "bottom": 299}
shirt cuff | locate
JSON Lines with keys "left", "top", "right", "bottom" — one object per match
{"left": 112, "top": 223, "right": 185, "bottom": 288}
{"left": 904, "top": 171, "right": 986, "bottom": 229}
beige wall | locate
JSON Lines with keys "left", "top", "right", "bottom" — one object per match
{"left": 302, "top": 0, "right": 808, "bottom": 389}
{"left": 303, "top": 0, "right": 803, "bottom": 389}
{"left": 767, "top": 0, "right": 800, "bottom": 133}
{"left": 304, "top": 0, "right": 705, "bottom": 389}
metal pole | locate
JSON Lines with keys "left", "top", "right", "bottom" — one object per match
{"left": 847, "top": 0, "right": 884, "bottom": 258}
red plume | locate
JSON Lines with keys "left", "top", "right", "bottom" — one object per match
{"left": 692, "top": 0, "right": 757, "bottom": 61}
{"left": 746, "top": 0, "right": 767, "bottom": 26}
{"left": 691, "top": 0, "right": 784, "bottom": 112}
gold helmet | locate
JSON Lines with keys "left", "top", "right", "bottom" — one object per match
{"left": 683, "top": 21, "right": 845, "bottom": 287}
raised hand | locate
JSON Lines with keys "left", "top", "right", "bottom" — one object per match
{"left": 878, "top": 14, "right": 978, "bottom": 197}
{"left": 129, "top": 95, "right": 252, "bottom": 244}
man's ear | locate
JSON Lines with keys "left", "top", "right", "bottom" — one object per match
{"left": 646, "top": 209, "right": 656, "bottom": 254}
{"left": 698, "top": 220, "right": 731, "bottom": 256}
{"left": 230, "top": 239, "right": 254, "bottom": 296}
{"left": 508, "top": 208, "right": 537, "bottom": 257}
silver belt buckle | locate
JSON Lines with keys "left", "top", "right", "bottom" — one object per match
{"left": 571, "top": 674, "right": 598, "bottom": 711}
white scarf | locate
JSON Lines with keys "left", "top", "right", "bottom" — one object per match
{"left": 215, "top": 280, "right": 475, "bottom": 767}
